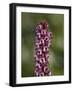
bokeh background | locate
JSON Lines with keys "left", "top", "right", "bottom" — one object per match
{"left": 21, "top": 12, "right": 64, "bottom": 77}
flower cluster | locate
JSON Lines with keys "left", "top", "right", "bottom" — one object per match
{"left": 34, "top": 21, "right": 53, "bottom": 76}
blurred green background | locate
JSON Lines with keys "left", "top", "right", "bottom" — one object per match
{"left": 21, "top": 12, "right": 64, "bottom": 77}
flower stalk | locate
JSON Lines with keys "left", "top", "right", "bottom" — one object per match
{"left": 34, "top": 21, "right": 53, "bottom": 76}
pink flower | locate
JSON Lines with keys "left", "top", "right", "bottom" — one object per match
{"left": 34, "top": 21, "right": 53, "bottom": 76}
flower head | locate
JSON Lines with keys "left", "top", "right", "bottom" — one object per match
{"left": 34, "top": 21, "right": 53, "bottom": 76}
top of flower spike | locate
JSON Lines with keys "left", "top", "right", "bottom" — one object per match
{"left": 40, "top": 21, "right": 48, "bottom": 29}
{"left": 36, "top": 21, "right": 49, "bottom": 30}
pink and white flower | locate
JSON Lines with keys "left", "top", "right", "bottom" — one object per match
{"left": 34, "top": 21, "right": 53, "bottom": 76}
